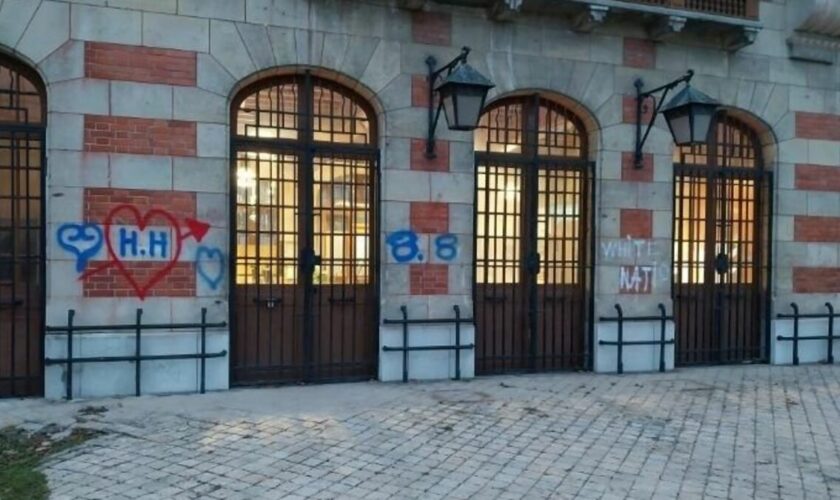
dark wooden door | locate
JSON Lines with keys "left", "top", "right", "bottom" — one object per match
{"left": 673, "top": 116, "right": 770, "bottom": 366}
{"left": 473, "top": 95, "right": 593, "bottom": 374}
{"left": 0, "top": 58, "right": 45, "bottom": 398}
{"left": 231, "top": 76, "right": 378, "bottom": 385}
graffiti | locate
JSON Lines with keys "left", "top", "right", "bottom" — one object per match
{"left": 619, "top": 265, "right": 654, "bottom": 294}
{"left": 57, "top": 204, "right": 215, "bottom": 300}
{"left": 601, "top": 237, "right": 658, "bottom": 261}
{"left": 196, "top": 246, "right": 225, "bottom": 290}
{"left": 386, "top": 230, "right": 422, "bottom": 263}
{"left": 386, "top": 230, "right": 459, "bottom": 263}
{"left": 57, "top": 223, "right": 103, "bottom": 272}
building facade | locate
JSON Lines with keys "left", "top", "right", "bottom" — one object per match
{"left": 0, "top": 0, "right": 837, "bottom": 398}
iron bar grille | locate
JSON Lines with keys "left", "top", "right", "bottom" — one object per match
{"left": 474, "top": 95, "right": 593, "bottom": 374}
{"left": 0, "top": 55, "right": 45, "bottom": 398}
{"left": 231, "top": 75, "right": 379, "bottom": 385}
{"left": 673, "top": 113, "right": 770, "bottom": 366}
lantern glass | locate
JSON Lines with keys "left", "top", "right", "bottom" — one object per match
{"left": 440, "top": 84, "right": 487, "bottom": 131}
{"left": 661, "top": 85, "right": 719, "bottom": 146}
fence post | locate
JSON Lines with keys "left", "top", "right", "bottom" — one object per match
{"left": 66, "top": 309, "right": 75, "bottom": 401}
{"left": 400, "top": 305, "right": 409, "bottom": 383}
{"left": 826, "top": 303, "right": 834, "bottom": 365}
{"left": 791, "top": 303, "right": 799, "bottom": 366}
{"left": 615, "top": 304, "right": 624, "bottom": 374}
{"left": 200, "top": 308, "right": 207, "bottom": 394}
{"left": 453, "top": 305, "right": 461, "bottom": 381}
{"left": 135, "top": 308, "right": 143, "bottom": 396}
{"left": 658, "top": 303, "right": 667, "bottom": 373}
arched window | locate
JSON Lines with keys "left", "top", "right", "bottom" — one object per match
{"left": 473, "top": 94, "right": 593, "bottom": 374}
{"left": 0, "top": 54, "right": 46, "bottom": 397}
{"left": 230, "top": 74, "right": 378, "bottom": 385}
{"left": 672, "top": 112, "right": 770, "bottom": 366}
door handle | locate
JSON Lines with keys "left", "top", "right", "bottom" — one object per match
{"left": 525, "top": 252, "right": 541, "bottom": 275}
{"left": 253, "top": 297, "right": 282, "bottom": 309}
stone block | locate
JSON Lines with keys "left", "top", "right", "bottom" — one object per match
{"left": 179, "top": 0, "right": 244, "bottom": 21}
{"left": 109, "top": 154, "right": 173, "bottom": 190}
{"left": 808, "top": 140, "right": 840, "bottom": 166}
{"left": 383, "top": 170, "right": 430, "bottom": 202}
{"left": 110, "top": 82, "right": 173, "bottom": 119}
{"left": 599, "top": 180, "right": 637, "bottom": 209}
{"left": 48, "top": 150, "right": 109, "bottom": 189}
{"left": 636, "top": 182, "right": 672, "bottom": 211}
{"left": 70, "top": 3, "right": 141, "bottom": 45}
{"left": 197, "top": 123, "right": 228, "bottom": 158}
{"left": 196, "top": 192, "right": 227, "bottom": 228}
{"left": 777, "top": 189, "right": 807, "bottom": 215}
{"left": 245, "top": 0, "right": 309, "bottom": 28}
{"left": 196, "top": 53, "right": 236, "bottom": 97}
{"left": 210, "top": 20, "right": 255, "bottom": 81}
{"left": 40, "top": 40, "right": 84, "bottom": 84}
{"left": 143, "top": 12, "right": 209, "bottom": 52}
{"left": 17, "top": 1, "right": 70, "bottom": 62}
{"left": 50, "top": 79, "right": 110, "bottom": 115}
{"left": 771, "top": 318, "right": 840, "bottom": 365}
{"left": 361, "top": 40, "right": 402, "bottom": 94}
{"left": 379, "top": 324, "right": 475, "bottom": 382}
{"left": 807, "top": 192, "right": 840, "bottom": 216}
{"left": 431, "top": 173, "right": 473, "bottom": 204}
{"left": 173, "top": 157, "right": 226, "bottom": 193}
{"left": 268, "top": 26, "right": 296, "bottom": 66}
{"left": 594, "top": 320, "right": 675, "bottom": 374}
{"left": 236, "top": 23, "right": 275, "bottom": 70}
{"left": 173, "top": 87, "right": 227, "bottom": 123}
{"left": 47, "top": 113, "right": 85, "bottom": 151}
{"left": 48, "top": 186, "right": 84, "bottom": 223}
{"left": 107, "top": 0, "right": 176, "bottom": 13}
{"left": 340, "top": 35, "right": 381, "bottom": 81}
{"left": 0, "top": 0, "right": 41, "bottom": 49}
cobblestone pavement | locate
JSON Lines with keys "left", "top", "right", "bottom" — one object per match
{"left": 4, "top": 365, "right": 840, "bottom": 499}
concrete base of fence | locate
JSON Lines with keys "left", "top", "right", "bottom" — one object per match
{"left": 379, "top": 324, "right": 475, "bottom": 382}
{"left": 771, "top": 318, "right": 840, "bottom": 365}
{"left": 594, "top": 320, "right": 675, "bottom": 374}
{"left": 44, "top": 331, "right": 229, "bottom": 399}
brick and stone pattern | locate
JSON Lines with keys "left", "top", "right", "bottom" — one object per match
{"left": 0, "top": 0, "right": 834, "bottom": 388}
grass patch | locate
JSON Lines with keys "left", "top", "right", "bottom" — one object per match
{"left": 0, "top": 426, "right": 100, "bottom": 500}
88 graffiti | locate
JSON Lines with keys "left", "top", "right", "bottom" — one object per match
{"left": 385, "top": 230, "right": 459, "bottom": 263}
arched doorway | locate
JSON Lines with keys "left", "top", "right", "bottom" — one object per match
{"left": 673, "top": 112, "right": 771, "bottom": 365}
{"left": 0, "top": 55, "right": 45, "bottom": 397}
{"left": 230, "top": 74, "right": 379, "bottom": 385}
{"left": 473, "top": 94, "right": 594, "bottom": 374}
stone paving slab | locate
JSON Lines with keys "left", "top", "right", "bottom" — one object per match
{"left": 3, "top": 365, "right": 840, "bottom": 499}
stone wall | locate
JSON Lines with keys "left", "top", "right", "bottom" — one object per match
{"left": 0, "top": 0, "right": 837, "bottom": 394}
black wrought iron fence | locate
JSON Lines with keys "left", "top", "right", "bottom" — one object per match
{"left": 776, "top": 303, "right": 839, "bottom": 366}
{"left": 45, "top": 308, "right": 227, "bottom": 400}
{"left": 382, "top": 305, "right": 474, "bottom": 383}
{"left": 599, "top": 304, "right": 674, "bottom": 374}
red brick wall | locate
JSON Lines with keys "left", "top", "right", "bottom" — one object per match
{"left": 411, "top": 11, "right": 451, "bottom": 46}
{"left": 623, "top": 95, "right": 654, "bottom": 124}
{"left": 795, "top": 112, "right": 840, "bottom": 141}
{"left": 623, "top": 38, "right": 656, "bottom": 69}
{"left": 83, "top": 262, "right": 195, "bottom": 298}
{"left": 84, "top": 188, "right": 196, "bottom": 221}
{"left": 410, "top": 202, "right": 449, "bottom": 233}
{"left": 621, "top": 152, "right": 654, "bottom": 182}
{"left": 620, "top": 209, "right": 653, "bottom": 239}
{"left": 412, "top": 74, "right": 430, "bottom": 108}
{"left": 84, "top": 115, "right": 196, "bottom": 156}
{"left": 85, "top": 42, "right": 196, "bottom": 86}
{"left": 411, "top": 138, "right": 449, "bottom": 171}
{"left": 795, "top": 164, "right": 840, "bottom": 192}
{"left": 410, "top": 264, "right": 449, "bottom": 295}
{"left": 793, "top": 267, "right": 840, "bottom": 293}
{"left": 794, "top": 216, "right": 840, "bottom": 242}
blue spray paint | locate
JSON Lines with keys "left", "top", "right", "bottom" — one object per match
{"left": 195, "top": 246, "right": 225, "bottom": 290}
{"left": 57, "top": 223, "right": 103, "bottom": 272}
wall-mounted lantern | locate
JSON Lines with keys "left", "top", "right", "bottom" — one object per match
{"left": 426, "top": 47, "right": 495, "bottom": 159}
{"left": 634, "top": 69, "right": 719, "bottom": 168}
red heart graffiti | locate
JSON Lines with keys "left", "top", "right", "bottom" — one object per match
{"left": 103, "top": 204, "right": 184, "bottom": 300}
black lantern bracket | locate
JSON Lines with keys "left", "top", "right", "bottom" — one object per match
{"left": 426, "top": 46, "right": 470, "bottom": 159}
{"left": 633, "top": 69, "right": 694, "bottom": 169}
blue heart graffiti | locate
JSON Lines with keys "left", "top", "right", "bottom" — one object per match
{"left": 195, "top": 246, "right": 225, "bottom": 290}
{"left": 57, "top": 223, "right": 104, "bottom": 273}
